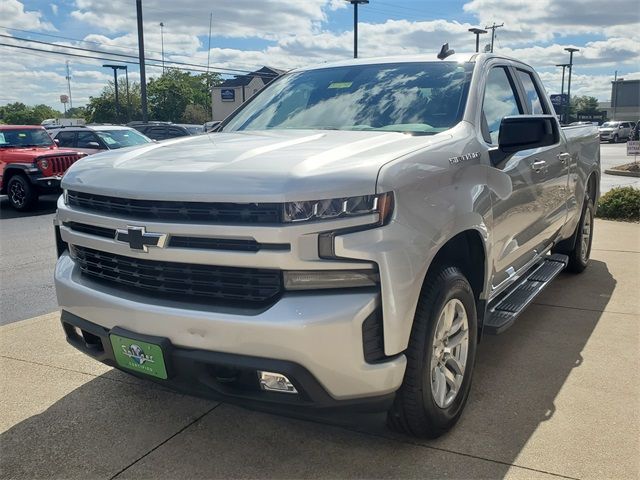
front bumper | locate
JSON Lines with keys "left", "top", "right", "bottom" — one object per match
{"left": 60, "top": 310, "right": 397, "bottom": 412}
{"left": 55, "top": 253, "right": 406, "bottom": 404}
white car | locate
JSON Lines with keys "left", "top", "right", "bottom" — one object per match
{"left": 50, "top": 125, "right": 153, "bottom": 155}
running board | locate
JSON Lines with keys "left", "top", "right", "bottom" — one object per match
{"left": 484, "top": 254, "right": 569, "bottom": 335}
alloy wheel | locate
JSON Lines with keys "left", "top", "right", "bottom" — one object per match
{"left": 580, "top": 209, "right": 592, "bottom": 262}
{"left": 430, "top": 298, "right": 469, "bottom": 409}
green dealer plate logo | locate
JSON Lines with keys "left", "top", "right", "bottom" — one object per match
{"left": 110, "top": 334, "right": 168, "bottom": 379}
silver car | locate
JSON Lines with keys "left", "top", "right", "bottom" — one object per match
{"left": 599, "top": 121, "right": 634, "bottom": 143}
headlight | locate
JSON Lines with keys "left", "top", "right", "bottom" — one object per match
{"left": 283, "top": 192, "right": 394, "bottom": 224}
{"left": 39, "top": 159, "right": 49, "bottom": 169}
{"left": 284, "top": 270, "right": 379, "bottom": 290}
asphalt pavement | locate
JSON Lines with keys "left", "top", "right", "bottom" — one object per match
{"left": 0, "top": 193, "right": 59, "bottom": 325}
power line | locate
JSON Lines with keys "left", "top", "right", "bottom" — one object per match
{"left": 484, "top": 22, "right": 504, "bottom": 53}
{"left": 0, "top": 34, "right": 278, "bottom": 78}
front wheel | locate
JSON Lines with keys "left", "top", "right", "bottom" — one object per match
{"left": 388, "top": 266, "right": 477, "bottom": 438}
{"left": 7, "top": 175, "right": 38, "bottom": 211}
{"left": 612, "top": 134, "right": 619, "bottom": 143}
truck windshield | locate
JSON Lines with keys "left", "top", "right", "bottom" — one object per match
{"left": 223, "top": 62, "right": 473, "bottom": 135}
{"left": 96, "top": 129, "right": 152, "bottom": 149}
{"left": 0, "top": 128, "right": 54, "bottom": 148}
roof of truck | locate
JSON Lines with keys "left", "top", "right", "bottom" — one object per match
{"left": 290, "top": 52, "right": 531, "bottom": 72}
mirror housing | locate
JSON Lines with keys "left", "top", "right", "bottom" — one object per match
{"left": 498, "top": 115, "right": 559, "bottom": 154}
{"left": 87, "top": 141, "right": 101, "bottom": 148}
{"left": 53, "top": 138, "right": 60, "bottom": 144}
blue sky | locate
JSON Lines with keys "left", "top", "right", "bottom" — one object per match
{"left": 1, "top": 0, "right": 638, "bottom": 109}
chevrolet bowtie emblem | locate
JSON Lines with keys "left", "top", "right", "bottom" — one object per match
{"left": 115, "top": 226, "right": 168, "bottom": 252}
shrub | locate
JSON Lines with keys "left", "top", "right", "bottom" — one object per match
{"left": 596, "top": 187, "right": 640, "bottom": 221}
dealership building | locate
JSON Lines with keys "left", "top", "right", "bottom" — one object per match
{"left": 211, "top": 66, "right": 283, "bottom": 122}
{"left": 601, "top": 79, "right": 640, "bottom": 121}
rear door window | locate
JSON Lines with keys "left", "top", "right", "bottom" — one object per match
{"left": 168, "top": 127, "right": 188, "bottom": 137}
{"left": 146, "top": 126, "right": 167, "bottom": 140}
{"left": 55, "top": 131, "right": 76, "bottom": 147}
{"left": 516, "top": 69, "right": 547, "bottom": 115}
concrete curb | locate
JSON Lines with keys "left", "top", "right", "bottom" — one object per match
{"left": 604, "top": 168, "right": 640, "bottom": 178}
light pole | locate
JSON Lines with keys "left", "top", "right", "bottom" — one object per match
{"left": 556, "top": 63, "right": 570, "bottom": 123}
{"left": 564, "top": 47, "right": 579, "bottom": 123}
{"left": 159, "top": 22, "right": 165, "bottom": 74}
{"left": 124, "top": 65, "right": 131, "bottom": 122}
{"left": 136, "top": 0, "right": 148, "bottom": 122}
{"left": 468, "top": 28, "right": 487, "bottom": 53}
{"left": 348, "top": 0, "right": 368, "bottom": 58}
{"left": 103, "top": 64, "right": 127, "bottom": 123}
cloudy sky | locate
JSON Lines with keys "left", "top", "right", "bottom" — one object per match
{"left": 0, "top": 0, "right": 638, "bottom": 109}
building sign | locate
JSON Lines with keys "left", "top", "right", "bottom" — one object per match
{"left": 60, "top": 94, "right": 69, "bottom": 104}
{"left": 221, "top": 89, "right": 235, "bottom": 102}
{"left": 627, "top": 140, "right": 640, "bottom": 156}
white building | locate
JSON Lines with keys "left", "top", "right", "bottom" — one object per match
{"left": 211, "top": 66, "right": 283, "bottom": 122}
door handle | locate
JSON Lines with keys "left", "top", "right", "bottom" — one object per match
{"left": 531, "top": 160, "right": 547, "bottom": 172}
{"left": 557, "top": 152, "right": 571, "bottom": 164}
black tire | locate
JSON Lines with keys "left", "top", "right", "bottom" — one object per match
{"left": 387, "top": 266, "right": 478, "bottom": 438}
{"left": 7, "top": 175, "right": 38, "bottom": 211}
{"left": 564, "top": 197, "right": 594, "bottom": 273}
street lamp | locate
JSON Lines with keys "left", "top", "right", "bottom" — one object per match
{"left": 103, "top": 64, "right": 127, "bottom": 123}
{"left": 564, "top": 47, "right": 579, "bottom": 123}
{"left": 348, "top": 0, "right": 369, "bottom": 59}
{"left": 468, "top": 28, "right": 487, "bottom": 53}
{"left": 556, "top": 63, "right": 570, "bottom": 123}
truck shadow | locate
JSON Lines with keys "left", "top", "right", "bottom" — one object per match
{"left": 0, "top": 260, "right": 616, "bottom": 479}
{"left": 0, "top": 194, "right": 58, "bottom": 219}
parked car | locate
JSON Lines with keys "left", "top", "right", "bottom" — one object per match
{"left": 41, "top": 118, "right": 86, "bottom": 129}
{"left": 204, "top": 121, "right": 221, "bottom": 132}
{"left": 50, "top": 125, "right": 153, "bottom": 155}
{"left": 0, "top": 125, "right": 85, "bottom": 210}
{"left": 55, "top": 53, "right": 600, "bottom": 438}
{"left": 127, "top": 121, "right": 204, "bottom": 141}
{"left": 598, "top": 121, "right": 634, "bottom": 143}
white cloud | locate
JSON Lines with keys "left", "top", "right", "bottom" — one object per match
{"left": 0, "top": 0, "right": 57, "bottom": 31}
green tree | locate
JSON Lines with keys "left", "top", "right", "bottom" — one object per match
{"left": 65, "top": 106, "right": 88, "bottom": 120}
{"left": 182, "top": 104, "right": 209, "bottom": 124}
{"left": 147, "top": 69, "right": 220, "bottom": 122}
{"left": 0, "top": 102, "right": 62, "bottom": 124}
{"left": 86, "top": 80, "right": 143, "bottom": 123}
{"left": 571, "top": 95, "right": 600, "bottom": 115}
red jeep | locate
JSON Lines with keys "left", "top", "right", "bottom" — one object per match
{"left": 0, "top": 125, "right": 86, "bottom": 211}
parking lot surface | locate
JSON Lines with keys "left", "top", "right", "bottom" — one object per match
{"left": 0, "top": 219, "right": 638, "bottom": 480}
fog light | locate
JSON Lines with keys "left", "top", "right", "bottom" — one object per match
{"left": 258, "top": 371, "right": 297, "bottom": 394}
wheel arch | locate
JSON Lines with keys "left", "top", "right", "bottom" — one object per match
{"left": 1, "top": 165, "right": 32, "bottom": 195}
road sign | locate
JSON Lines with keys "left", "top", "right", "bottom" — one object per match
{"left": 627, "top": 140, "right": 640, "bottom": 156}
{"left": 60, "top": 95, "right": 69, "bottom": 104}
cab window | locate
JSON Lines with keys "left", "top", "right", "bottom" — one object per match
{"left": 481, "top": 67, "right": 523, "bottom": 144}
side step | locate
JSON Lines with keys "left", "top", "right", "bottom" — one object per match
{"left": 484, "top": 254, "right": 568, "bottom": 335}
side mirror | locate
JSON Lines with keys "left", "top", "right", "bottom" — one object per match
{"left": 498, "top": 115, "right": 559, "bottom": 154}
{"left": 53, "top": 138, "right": 60, "bottom": 144}
{"left": 87, "top": 141, "right": 101, "bottom": 148}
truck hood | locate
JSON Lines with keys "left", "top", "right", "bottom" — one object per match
{"left": 62, "top": 129, "right": 446, "bottom": 202}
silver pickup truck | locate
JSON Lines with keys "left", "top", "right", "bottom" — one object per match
{"left": 54, "top": 53, "right": 600, "bottom": 438}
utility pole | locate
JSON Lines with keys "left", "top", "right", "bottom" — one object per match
{"left": 207, "top": 12, "right": 212, "bottom": 74}
{"left": 65, "top": 60, "right": 73, "bottom": 110}
{"left": 159, "top": 22, "right": 165, "bottom": 74}
{"left": 468, "top": 28, "right": 487, "bottom": 53}
{"left": 565, "top": 47, "right": 579, "bottom": 123}
{"left": 136, "top": 0, "right": 148, "bottom": 122}
{"left": 103, "top": 64, "right": 126, "bottom": 123}
{"left": 556, "top": 63, "right": 570, "bottom": 123}
{"left": 348, "top": 0, "right": 369, "bottom": 58}
{"left": 612, "top": 70, "right": 619, "bottom": 120}
{"left": 484, "top": 22, "right": 504, "bottom": 53}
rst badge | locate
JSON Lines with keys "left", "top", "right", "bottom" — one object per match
{"left": 449, "top": 151, "right": 480, "bottom": 165}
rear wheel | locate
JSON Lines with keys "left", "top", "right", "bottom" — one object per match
{"left": 566, "top": 197, "right": 594, "bottom": 273}
{"left": 388, "top": 266, "right": 477, "bottom": 438}
{"left": 7, "top": 175, "right": 38, "bottom": 211}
